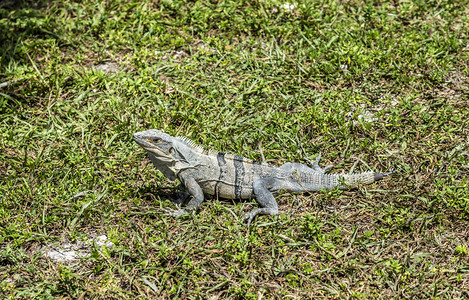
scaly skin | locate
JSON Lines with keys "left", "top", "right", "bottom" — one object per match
{"left": 133, "top": 129, "right": 396, "bottom": 226}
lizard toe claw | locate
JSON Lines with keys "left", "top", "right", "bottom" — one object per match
{"left": 304, "top": 158, "right": 315, "bottom": 167}
{"left": 305, "top": 153, "right": 333, "bottom": 173}
{"left": 305, "top": 153, "right": 323, "bottom": 170}
{"left": 243, "top": 212, "right": 256, "bottom": 227}
{"left": 311, "top": 152, "right": 322, "bottom": 169}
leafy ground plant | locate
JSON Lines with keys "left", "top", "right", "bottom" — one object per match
{"left": 1, "top": 0, "right": 468, "bottom": 298}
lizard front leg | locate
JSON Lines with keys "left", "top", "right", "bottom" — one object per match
{"left": 163, "top": 173, "right": 204, "bottom": 217}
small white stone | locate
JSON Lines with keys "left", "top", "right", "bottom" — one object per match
{"left": 42, "top": 234, "right": 114, "bottom": 262}
{"left": 280, "top": 3, "right": 297, "bottom": 12}
{"left": 44, "top": 249, "right": 84, "bottom": 262}
{"left": 95, "top": 235, "right": 114, "bottom": 248}
{"left": 94, "top": 62, "right": 119, "bottom": 73}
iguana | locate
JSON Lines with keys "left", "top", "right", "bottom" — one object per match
{"left": 133, "top": 129, "right": 396, "bottom": 226}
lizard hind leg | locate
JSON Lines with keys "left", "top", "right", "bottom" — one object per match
{"left": 244, "top": 178, "right": 287, "bottom": 227}
{"left": 305, "top": 152, "right": 333, "bottom": 173}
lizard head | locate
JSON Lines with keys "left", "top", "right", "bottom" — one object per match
{"left": 134, "top": 129, "right": 203, "bottom": 181}
{"left": 133, "top": 129, "right": 176, "bottom": 161}
{"left": 133, "top": 129, "right": 181, "bottom": 180}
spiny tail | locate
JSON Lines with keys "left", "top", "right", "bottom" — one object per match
{"left": 340, "top": 169, "right": 398, "bottom": 186}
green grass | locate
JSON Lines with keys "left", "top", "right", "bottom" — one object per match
{"left": 1, "top": 0, "right": 468, "bottom": 298}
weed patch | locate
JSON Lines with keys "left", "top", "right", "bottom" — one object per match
{"left": 1, "top": 0, "right": 468, "bottom": 298}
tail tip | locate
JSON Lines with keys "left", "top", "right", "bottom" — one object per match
{"left": 374, "top": 169, "right": 399, "bottom": 181}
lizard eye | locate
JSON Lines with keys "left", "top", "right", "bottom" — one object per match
{"left": 169, "top": 147, "right": 174, "bottom": 154}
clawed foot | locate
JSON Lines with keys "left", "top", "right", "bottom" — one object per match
{"left": 161, "top": 206, "right": 191, "bottom": 217}
{"left": 243, "top": 211, "right": 256, "bottom": 227}
{"left": 305, "top": 152, "right": 333, "bottom": 173}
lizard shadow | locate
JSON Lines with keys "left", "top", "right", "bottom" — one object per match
{"left": 136, "top": 185, "right": 183, "bottom": 204}
{"left": 136, "top": 185, "right": 252, "bottom": 208}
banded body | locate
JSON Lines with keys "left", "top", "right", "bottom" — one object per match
{"left": 133, "top": 129, "right": 395, "bottom": 225}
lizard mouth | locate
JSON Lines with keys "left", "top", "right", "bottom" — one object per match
{"left": 133, "top": 134, "right": 156, "bottom": 149}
